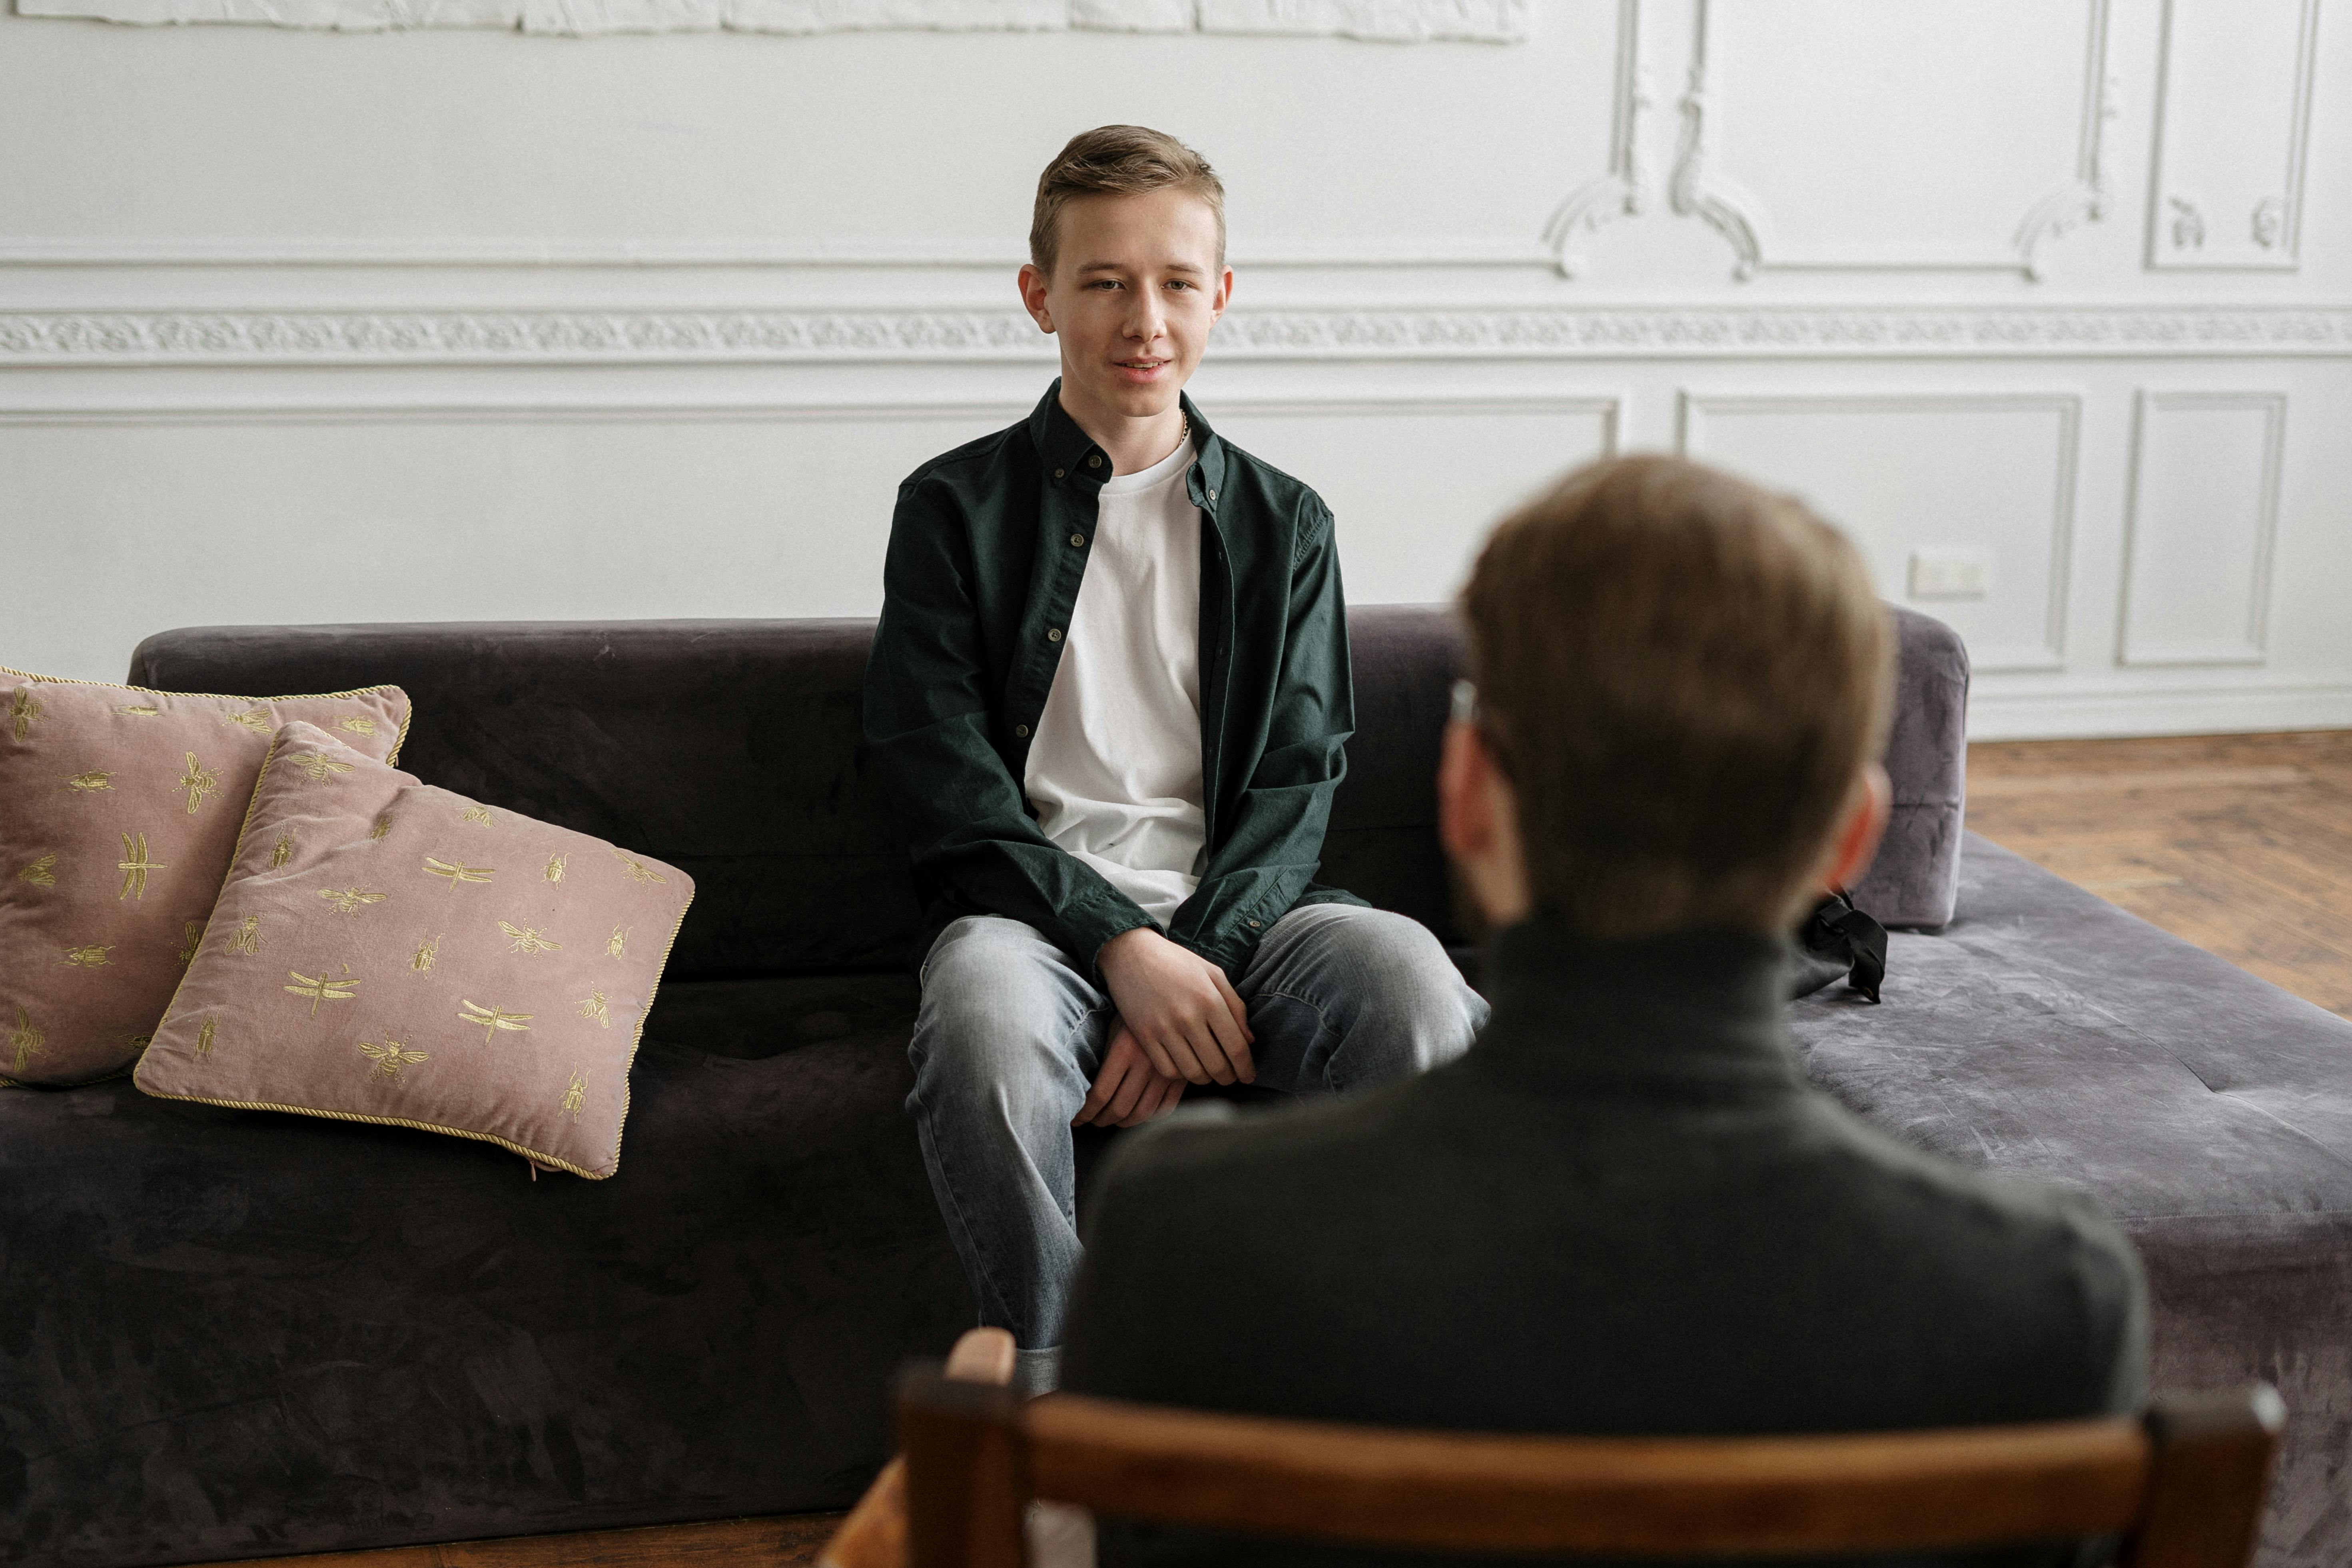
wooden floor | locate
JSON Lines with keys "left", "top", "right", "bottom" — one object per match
{"left": 215, "top": 730, "right": 2352, "bottom": 1568}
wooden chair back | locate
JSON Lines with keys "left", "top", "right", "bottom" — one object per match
{"left": 897, "top": 1371, "right": 2283, "bottom": 1568}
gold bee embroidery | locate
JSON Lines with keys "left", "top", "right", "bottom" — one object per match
{"left": 194, "top": 1016, "right": 218, "bottom": 1059}
{"left": 412, "top": 933, "right": 443, "bottom": 972}
{"left": 270, "top": 830, "right": 297, "bottom": 869}
{"left": 500, "top": 921, "right": 561, "bottom": 955}
{"left": 369, "top": 812, "right": 395, "bottom": 842}
{"left": 578, "top": 990, "right": 610, "bottom": 1029}
{"left": 459, "top": 804, "right": 496, "bottom": 828}
{"left": 116, "top": 832, "right": 166, "bottom": 900}
{"left": 68, "top": 771, "right": 114, "bottom": 793}
{"left": 7, "top": 1006, "right": 43, "bottom": 1074}
{"left": 64, "top": 944, "right": 115, "bottom": 968}
{"left": 115, "top": 704, "right": 161, "bottom": 717}
{"left": 357, "top": 1035, "right": 427, "bottom": 1079}
{"left": 318, "top": 886, "right": 387, "bottom": 915}
{"left": 228, "top": 915, "right": 262, "bottom": 956}
{"left": 458, "top": 999, "right": 533, "bottom": 1043}
{"left": 562, "top": 1069, "right": 588, "bottom": 1123}
{"left": 10, "top": 689, "right": 48, "bottom": 740}
{"left": 16, "top": 853, "right": 57, "bottom": 888}
{"left": 285, "top": 751, "right": 354, "bottom": 782}
{"left": 177, "top": 752, "right": 221, "bottom": 814}
{"left": 424, "top": 856, "right": 493, "bottom": 888}
{"left": 338, "top": 716, "right": 379, "bottom": 736}
{"left": 124, "top": 1033, "right": 152, "bottom": 1051}
{"left": 607, "top": 924, "right": 630, "bottom": 958}
{"left": 221, "top": 707, "right": 273, "bottom": 734}
{"left": 177, "top": 920, "right": 205, "bottom": 966}
{"left": 610, "top": 848, "right": 668, "bottom": 885}
{"left": 544, "top": 853, "right": 568, "bottom": 884}
{"left": 285, "top": 966, "right": 361, "bottom": 1017}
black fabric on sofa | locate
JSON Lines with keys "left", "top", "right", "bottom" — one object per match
{"left": 0, "top": 606, "right": 2341, "bottom": 1566}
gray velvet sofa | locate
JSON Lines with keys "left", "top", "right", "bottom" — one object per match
{"left": 0, "top": 605, "right": 2343, "bottom": 1567}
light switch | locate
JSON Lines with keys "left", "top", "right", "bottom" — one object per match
{"left": 1909, "top": 550, "right": 1990, "bottom": 600}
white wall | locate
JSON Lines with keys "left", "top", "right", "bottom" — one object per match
{"left": 1, "top": 0, "right": 2346, "bottom": 738}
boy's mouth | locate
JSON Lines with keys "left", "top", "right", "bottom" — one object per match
{"left": 1113, "top": 357, "right": 1171, "bottom": 382}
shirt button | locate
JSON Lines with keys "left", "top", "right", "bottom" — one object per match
{"left": 1208, "top": 489, "right": 1217, "bottom": 501}
{"left": 1053, "top": 468, "right": 1065, "bottom": 479}
{"left": 1246, "top": 919, "right": 1261, "bottom": 929}
{"left": 1069, "top": 533, "right": 1085, "bottom": 548}
{"left": 1088, "top": 455, "right": 1102, "bottom": 469}
{"left": 1046, "top": 628, "right": 1063, "bottom": 642}
{"left": 1014, "top": 724, "right": 1029, "bottom": 738}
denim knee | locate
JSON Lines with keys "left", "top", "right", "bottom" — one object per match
{"left": 910, "top": 916, "right": 1097, "bottom": 1116}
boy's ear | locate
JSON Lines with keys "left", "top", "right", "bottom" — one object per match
{"left": 1821, "top": 764, "right": 1892, "bottom": 894}
{"left": 1017, "top": 263, "right": 1055, "bottom": 333}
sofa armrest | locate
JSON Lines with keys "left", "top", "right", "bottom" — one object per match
{"left": 1848, "top": 606, "right": 1969, "bottom": 930}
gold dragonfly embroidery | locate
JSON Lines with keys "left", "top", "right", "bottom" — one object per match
{"left": 357, "top": 1035, "right": 427, "bottom": 1079}
{"left": 271, "top": 830, "right": 297, "bottom": 869}
{"left": 16, "top": 853, "right": 57, "bottom": 888}
{"left": 228, "top": 915, "right": 262, "bottom": 956}
{"left": 607, "top": 924, "right": 630, "bottom": 958}
{"left": 370, "top": 812, "right": 395, "bottom": 842}
{"left": 194, "top": 1016, "right": 218, "bottom": 1059}
{"left": 178, "top": 752, "right": 220, "bottom": 814}
{"left": 562, "top": 1069, "right": 587, "bottom": 1123}
{"left": 500, "top": 921, "right": 561, "bottom": 955}
{"left": 459, "top": 804, "right": 496, "bottom": 827}
{"left": 458, "top": 999, "right": 532, "bottom": 1043}
{"left": 610, "top": 848, "right": 668, "bottom": 884}
{"left": 115, "top": 704, "right": 161, "bottom": 717}
{"left": 64, "top": 944, "right": 114, "bottom": 968}
{"left": 318, "top": 886, "right": 387, "bottom": 915}
{"left": 117, "top": 832, "right": 166, "bottom": 900}
{"left": 68, "top": 771, "right": 114, "bottom": 793}
{"left": 412, "top": 934, "right": 443, "bottom": 972}
{"left": 339, "top": 716, "right": 379, "bottom": 736}
{"left": 285, "top": 751, "right": 354, "bottom": 782}
{"left": 285, "top": 966, "right": 361, "bottom": 1017}
{"left": 424, "top": 855, "right": 493, "bottom": 889}
{"left": 577, "top": 990, "right": 610, "bottom": 1028}
{"left": 9, "top": 689, "right": 44, "bottom": 740}
{"left": 222, "top": 707, "right": 274, "bottom": 734}
{"left": 7, "top": 1006, "right": 42, "bottom": 1074}
{"left": 544, "top": 853, "right": 568, "bottom": 884}
{"left": 178, "top": 920, "right": 205, "bottom": 966}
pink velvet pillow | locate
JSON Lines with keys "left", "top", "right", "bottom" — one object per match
{"left": 1, "top": 668, "right": 411, "bottom": 1086}
{"left": 135, "top": 722, "right": 692, "bottom": 1178}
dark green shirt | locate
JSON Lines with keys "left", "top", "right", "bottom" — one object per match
{"left": 863, "top": 381, "right": 1365, "bottom": 983}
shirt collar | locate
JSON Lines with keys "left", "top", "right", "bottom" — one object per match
{"left": 1027, "top": 379, "right": 1229, "bottom": 510}
{"left": 1470, "top": 917, "right": 1810, "bottom": 1102}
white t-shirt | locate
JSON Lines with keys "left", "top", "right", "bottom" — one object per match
{"left": 1023, "top": 436, "right": 1205, "bottom": 928}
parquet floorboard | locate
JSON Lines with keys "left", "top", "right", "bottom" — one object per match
{"left": 195, "top": 732, "right": 2352, "bottom": 1568}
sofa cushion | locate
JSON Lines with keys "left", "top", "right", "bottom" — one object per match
{"left": 0, "top": 667, "right": 410, "bottom": 1086}
{"left": 137, "top": 723, "right": 694, "bottom": 1180}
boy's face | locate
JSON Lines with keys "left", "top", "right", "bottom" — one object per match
{"left": 1019, "top": 187, "right": 1232, "bottom": 426}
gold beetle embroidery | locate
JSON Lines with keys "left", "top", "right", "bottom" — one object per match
{"left": 562, "top": 1069, "right": 588, "bottom": 1123}
{"left": 607, "top": 924, "right": 630, "bottom": 958}
{"left": 544, "top": 853, "right": 568, "bottom": 884}
{"left": 64, "top": 944, "right": 114, "bottom": 968}
{"left": 68, "top": 771, "right": 114, "bottom": 793}
{"left": 194, "top": 1017, "right": 219, "bottom": 1059}
{"left": 270, "top": 830, "right": 297, "bottom": 869}
{"left": 413, "top": 934, "right": 443, "bottom": 973}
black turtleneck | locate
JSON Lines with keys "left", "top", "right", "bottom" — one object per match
{"left": 1061, "top": 918, "right": 2147, "bottom": 1568}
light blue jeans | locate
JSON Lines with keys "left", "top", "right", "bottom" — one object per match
{"left": 907, "top": 903, "right": 1486, "bottom": 1384}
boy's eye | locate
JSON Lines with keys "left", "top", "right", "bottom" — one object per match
{"left": 1089, "top": 279, "right": 1121, "bottom": 290}
{"left": 1167, "top": 280, "right": 1193, "bottom": 290}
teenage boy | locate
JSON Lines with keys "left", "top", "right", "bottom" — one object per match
{"left": 1060, "top": 455, "right": 2149, "bottom": 1564}
{"left": 863, "top": 126, "right": 1486, "bottom": 1395}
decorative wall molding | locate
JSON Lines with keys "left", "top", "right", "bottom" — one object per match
{"left": 2117, "top": 389, "right": 2286, "bottom": 667}
{"left": 2144, "top": 0, "right": 2320, "bottom": 271}
{"left": 1969, "top": 678, "right": 2352, "bottom": 742}
{"left": 4, "top": 306, "right": 2348, "bottom": 366}
{"left": 12, "top": 0, "right": 1526, "bottom": 38}
{"left": 1670, "top": 0, "right": 2117, "bottom": 280}
{"left": 1540, "top": 0, "right": 1647, "bottom": 279}
{"left": 1677, "top": 391, "right": 2082, "bottom": 674}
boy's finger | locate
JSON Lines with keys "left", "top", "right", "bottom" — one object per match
{"left": 1203, "top": 1000, "right": 1253, "bottom": 1084}
{"left": 1211, "top": 970, "right": 1255, "bottom": 1045}
{"left": 1182, "top": 1018, "right": 1236, "bottom": 1084}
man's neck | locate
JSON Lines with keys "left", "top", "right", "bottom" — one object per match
{"left": 1058, "top": 382, "right": 1189, "bottom": 477}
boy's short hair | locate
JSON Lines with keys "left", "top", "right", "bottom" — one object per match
{"left": 1460, "top": 454, "right": 1893, "bottom": 938}
{"left": 1030, "top": 125, "right": 1226, "bottom": 278}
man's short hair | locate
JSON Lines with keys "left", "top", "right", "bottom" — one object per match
{"left": 1029, "top": 125, "right": 1226, "bottom": 278}
{"left": 1459, "top": 454, "right": 1893, "bottom": 938}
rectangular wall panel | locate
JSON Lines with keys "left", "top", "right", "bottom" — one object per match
{"left": 2118, "top": 392, "right": 2286, "bottom": 666}
{"left": 2146, "top": 0, "right": 2320, "bottom": 269}
{"left": 1211, "top": 400, "right": 1618, "bottom": 606}
{"left": 1678, "top": 393, "right": 2079, "bottom": 672}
